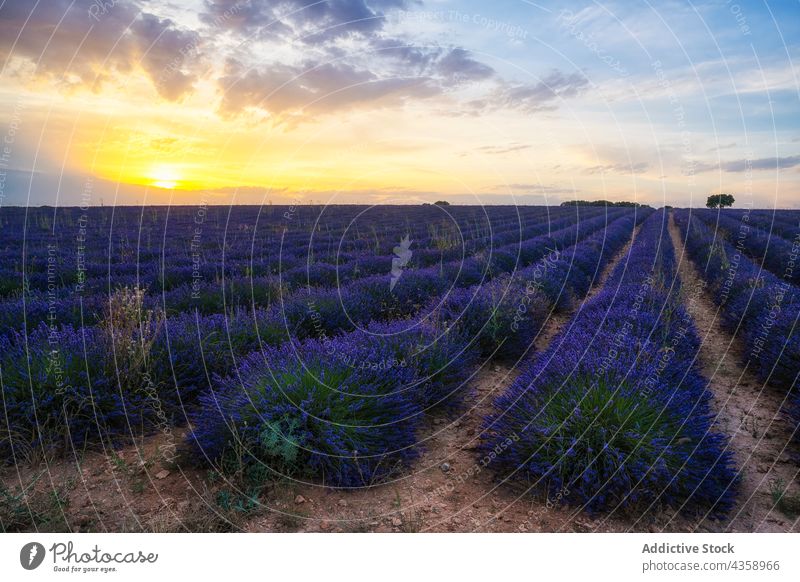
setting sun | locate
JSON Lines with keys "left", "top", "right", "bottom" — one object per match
{"left": 149, "top": 165, "right": 181, "bottom": 190}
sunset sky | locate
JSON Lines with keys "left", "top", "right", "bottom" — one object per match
{"left": 0, "top": 0, "right": 798, "bottom": 207}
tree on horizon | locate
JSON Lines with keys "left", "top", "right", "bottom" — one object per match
{"left": 706, "top": 193, "right": 735, "bottom": 208}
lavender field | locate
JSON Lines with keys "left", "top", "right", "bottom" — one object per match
{"left": 1, "top": 204, "right": 798, "bottom": 533}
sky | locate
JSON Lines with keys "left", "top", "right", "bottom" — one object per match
{"left": 0, "top": 0, "right": 798, "bottom": 208}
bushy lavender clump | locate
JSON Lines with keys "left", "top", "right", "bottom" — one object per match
{"left": 0, "top": 324, "right": 151, "bottom": 462}
{"left": 484, "top": 211, "right": 738, "bottom": 516}
{"left": 429, "top": 276, "right": 550, "bottom": 360}
{"left": 438, "top": 258, "right": 485, "bottom": 287}
{"left": 282, "top": 262, "right": 342, "bottom": 289}
{"left": 161, "top": 276, "right": 286, "bottom": 315}
{"left": 148, "top": 308, "right": 294, "bottom": 415}
{"left": 364, "top": 320, "right": 479, "bottom": 411}
{"left": 149, "top": 313, "right": 233, "bottom": 416}
{"left": 187, "top": 333, "right": 423, "bottom": 487}
{"left": 351, "top": 255, "right": 393, "bottom": 276}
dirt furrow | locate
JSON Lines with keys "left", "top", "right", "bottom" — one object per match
{"left": 666, "top": 212, "right": 799, "bottom": 533}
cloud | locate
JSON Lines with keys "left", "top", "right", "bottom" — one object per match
{"left": 500, "top": 183, "right": 580, "bottom": 195}
{"left": 362, "top": 39, "right": 497, "bottom": 84}
{"left": 200, "top": 0, "right": 289, "bottom": 36}
{"left": 745, "top": 156, "right": 800, "bottom": 171}
{"left": 200, "top": 0, "right": 411, "bottom": 43}
{"left": 0, "top": 0, "right": 200, "bottom": 100}
{"left": 1, "top": 0, "right": 572, "bottom": 122}
{"left": 131, "top": 13, "right": 201, "bottom": 100}
{"left": 369, "top": 37, "right": 442, "bottom": 70}
{"left": 467, "top": 70, "right": 589, "bottom": 114}
{"left": 373, "top": 43, "right": 497, "bottom": 87}
{"left": 217, "top": 53, "right": 587, "bottom": 123}
{"left": 706, "top": 142, "right": 737, "bottom": 153}
{"left": 584, "top": 161, "right": 649, "bottom": 175}
{"left": 475, "top": 144, "right": 531, "bottom": 155}
{"left": 218, "top": 57, "right": 439, "bottom": 119}
{"left": 200, "top": 2, "right": 500, "bottom": 121}
{"left": 215, "top": 30, "right": 500, "bottom": 121}
{"left": 434, "top": 48, "right": 494, "bottom": 84}
{"left": 694, "top": 155, "right": 800, "bottom": 173}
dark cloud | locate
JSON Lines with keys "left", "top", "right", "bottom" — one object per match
{"left": 370, "top": 42, "right": 496, "bottom": 85}
{"left": 216, "top": 42, "right": 504, "bottom": 120}
{"left": 200, "top": 0, "right": 281, "bottom": 33}
{"left": 131, "top": 13, "right": 201, "bottom": 100}
{"left": 369, "top": 38, "right": 442, "bottom": 71}
{"left": 435, "top": 48, "right": 494, "bottom": 84}
{"left": 201, "top": 0, "right": 411, "bottom": 43}
{"left": 729, "top": 155, "right": 800, "bottom": 172}
{"left": 0, "top": 0, "right": 201, "bottom": 100}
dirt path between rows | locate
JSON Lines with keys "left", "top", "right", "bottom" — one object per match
{"left": 666, "top": 212, "right": 799, "bottom": 533}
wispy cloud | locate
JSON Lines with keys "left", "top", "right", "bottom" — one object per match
{"left": 493, "top": 183, "right": 579, "bottom": 195}
{"left": 467, "top": 70, "right": 589, "bottom": 114}
{"left": 475, "top": 144, "right": 531, "bottom": 155}
{"left": 694, "top": 155, "right": 800, "bottom": 173}
{"left": 706, "top": 142, "right": 738, "bottom": 153}
{"left": 584, "top": 161, "right": 649, "bottom": 175}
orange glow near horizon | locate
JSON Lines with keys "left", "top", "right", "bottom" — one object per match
{"left": 2, "top": 68, "right": 797, "bottom": 208}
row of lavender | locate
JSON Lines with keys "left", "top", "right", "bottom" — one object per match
{"left": 484, "top": 211, "right": 738, "bottom": 517}
{"left": 674, "top": 210, "right": 799, "bottom": 440}
{"left": 707, "top": 209, "right": 800, "bottom": 243}
{"left": 0, "top": 206, "right": 647, "bottom": 490}
{"left": 692, "top": 208, "right": 800, "bottom": 286}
